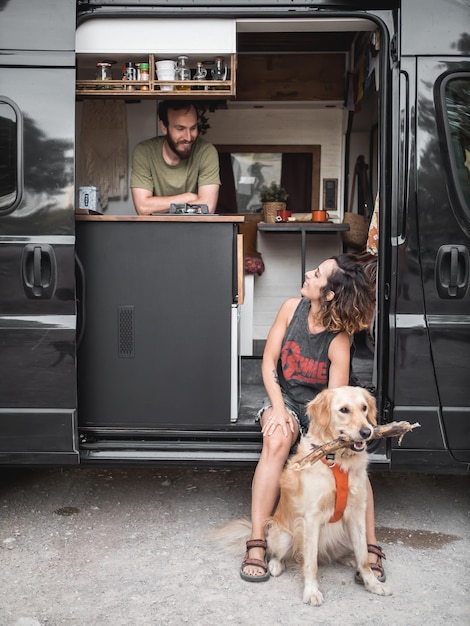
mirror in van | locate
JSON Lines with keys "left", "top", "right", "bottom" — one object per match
{"left": 216, "top": 144, "right": 320, "bottom": 215}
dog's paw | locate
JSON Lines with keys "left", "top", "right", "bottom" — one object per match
{"left": 268, "top": 558, "right": 284, "bottom": 577}
{"left": 364, "top": 578, "right": 392, "bottom": 597}
{"left": 302, "top": 584, "right": 324, "bottom": 606}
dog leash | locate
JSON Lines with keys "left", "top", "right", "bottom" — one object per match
{"left": 321, "top": 458, "right": 349, "bottom": 523}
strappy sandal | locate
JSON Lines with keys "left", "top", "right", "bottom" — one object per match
{"left": 240, "top": 539, "right": 270, "bottom": 583}
{"left": 355, "top": 543, "right": 386, "bottom": 584}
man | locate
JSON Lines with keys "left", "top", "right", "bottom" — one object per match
{"left": 130, "top": 101, "right": 220, "bottom": 214}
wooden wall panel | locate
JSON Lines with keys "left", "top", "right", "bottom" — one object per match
{"left": 236, "top": 53, "right": 346, "bottom": 101}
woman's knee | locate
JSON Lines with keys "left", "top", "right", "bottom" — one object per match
{"left": 261, "top": 431, "right": 293, "bottom": 460}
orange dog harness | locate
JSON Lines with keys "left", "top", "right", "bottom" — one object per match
{"left": 321, "top": 458, "right": 349, "bottom": 523}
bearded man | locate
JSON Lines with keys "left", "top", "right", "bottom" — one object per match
{"left": 131, "top": 101, "right": 220, "bottom": 214}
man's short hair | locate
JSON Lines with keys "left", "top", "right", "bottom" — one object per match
{"left": 158, "top": 101, "right": 198, "bottom": 128}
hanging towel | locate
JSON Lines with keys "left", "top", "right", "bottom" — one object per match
{"left": 79, "top": 99, "right": 128, "bottom": 209}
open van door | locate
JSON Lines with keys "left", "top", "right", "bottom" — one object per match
{"left": 0, "top": 0, "right": 79, "bottom": 464}
{"left": 392, "top": 0, "right": 470, "bottom": 469}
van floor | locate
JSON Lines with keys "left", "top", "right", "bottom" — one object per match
{"left": 238, "top": 334, "right": 374, "bottom": 426}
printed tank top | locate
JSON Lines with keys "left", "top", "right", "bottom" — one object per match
{"left": 277, "top": 298, "right": 338, "bottom": 405}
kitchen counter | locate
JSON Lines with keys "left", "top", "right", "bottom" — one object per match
{"left": 75, "top": 213, "right": 245, "bottom": 223}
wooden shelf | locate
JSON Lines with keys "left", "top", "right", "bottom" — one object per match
{"left": 76, "top": 53, "right": 236, "bottom": 99}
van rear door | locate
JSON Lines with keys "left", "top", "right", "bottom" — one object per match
{"left": 0, "top": 0, "right": 78, "bottom": 464}
{"left": 394, "top": 1, "right": 470, "bottom": 468}
{"left": 417, "top": 59, "right": 470, "bottom": 464}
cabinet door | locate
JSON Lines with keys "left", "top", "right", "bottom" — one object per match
{"left": 76, "top": 221, "right": 237, "bottom": 430}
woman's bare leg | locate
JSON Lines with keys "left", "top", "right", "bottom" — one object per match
{"left": 365, "top": 477, "right": 385, "bottom": 578}
{"left": 242, "top": 408, "right": 299, "bottom": 578}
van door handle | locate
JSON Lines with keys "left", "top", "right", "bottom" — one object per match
{"left": 435, "top": 244, "right": 469, "bottom": 299}
{"left": 22, "top": 243, "right": 57, "bottom": 299}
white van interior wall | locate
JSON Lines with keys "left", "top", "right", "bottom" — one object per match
{"left": 208, "top": 105, "right": 345, "bottom": 340}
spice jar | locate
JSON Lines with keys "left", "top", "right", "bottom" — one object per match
{"left": 95, "top": 62, "right": 112, "bottom": 89}
{"left": 123, "top": 62, "right": 137, "bottom": 89}
{"left": 139, "top": 62, "right": 150, "bottom": 90}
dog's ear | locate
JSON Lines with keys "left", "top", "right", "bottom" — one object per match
{"left": 364, "top": 389, "right": 377, "bottom": 426}
{"left": 306, "top": 389, "right": 335, "bottom": 439}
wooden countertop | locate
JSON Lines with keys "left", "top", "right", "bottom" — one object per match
{"left": 257, "top": 221, "right": 349, "bottom": 232}
{"left": 75, "top": 213, "right": 245, "bottom": 223}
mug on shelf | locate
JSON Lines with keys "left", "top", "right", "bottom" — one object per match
{"left": 156, "top": 60, "right": 176, "bottom": 90}
{"left": 311, "top": 210, "right": 329, "bottom": 222}
{"left": 276, "top": 209, "right": 292, "bottom": 222}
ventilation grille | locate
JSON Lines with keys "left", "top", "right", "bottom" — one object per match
{"left": 118, "top": 306, "right": 135, "bottom": 358}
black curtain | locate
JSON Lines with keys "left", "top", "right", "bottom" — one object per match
{"left": 280, "top": 153, "right": 312, "bottom": 213}
{"left": 217, "top": 152, "right": 237, "bottom": 214}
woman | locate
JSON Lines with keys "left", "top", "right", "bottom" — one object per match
{"left": 241, "top": 254, "right": 385, "bottom": 583}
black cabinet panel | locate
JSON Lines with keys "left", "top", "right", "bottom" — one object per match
{"left": 76, "top": 221, "right": 237, "bottom": 429}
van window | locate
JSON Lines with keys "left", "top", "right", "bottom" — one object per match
{"left": 0, "top": 99, "right": 21, "bottom": 215}
{"left": 442, "top": 76, "right": 470, "bottom": 217}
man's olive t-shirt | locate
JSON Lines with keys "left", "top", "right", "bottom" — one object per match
{"left": 130, "top": 136, "right": 220, "bottom": 196}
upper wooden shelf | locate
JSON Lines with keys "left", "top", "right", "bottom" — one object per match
{"left": 76, "top": 53, "right": 236, "bottom": 99}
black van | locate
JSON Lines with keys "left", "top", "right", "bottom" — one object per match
{"left": 0, "top": 0, "right": 468, "bottom": 473}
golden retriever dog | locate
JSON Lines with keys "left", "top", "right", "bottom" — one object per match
{"left": 214, "top": 386, "right": 392, "bottom": 605}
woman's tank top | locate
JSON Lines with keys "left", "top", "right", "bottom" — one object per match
{"left": 277, "top": 298, "right": 338, "bottom": 405}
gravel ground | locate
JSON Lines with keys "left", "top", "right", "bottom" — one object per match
{"left": 0, "top": 467, "right": 469, "bottom": 626}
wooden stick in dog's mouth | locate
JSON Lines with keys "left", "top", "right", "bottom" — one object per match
{"left": 290, "top": 421, "right": 421, "bottom": 471}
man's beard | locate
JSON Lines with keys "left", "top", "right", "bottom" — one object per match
{"left": 165, "top": 132, "right": 194, "bottom": 161}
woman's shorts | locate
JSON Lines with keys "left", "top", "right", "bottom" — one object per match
{"left": 256, "top": 392, "right": 310, "bottom": 434}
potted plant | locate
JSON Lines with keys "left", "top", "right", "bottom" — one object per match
{"left": 260, "top": 181, "right": 289, "bottom": 223}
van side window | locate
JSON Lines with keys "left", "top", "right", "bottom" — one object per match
{"left": 0, "top": 99, "right": 21, "bottom": 215}
{"left": 442, "top": 77, "right": 470, "bottom": 217}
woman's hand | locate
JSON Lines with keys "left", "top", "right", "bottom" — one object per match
{"left": 261, "top": 408, "right": 296, "bottom": 438}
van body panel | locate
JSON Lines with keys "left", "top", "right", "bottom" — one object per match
{"left": 0, "top": 410, "right": 78, "bottom": 465}
{"left": 0, "top": 0, "right": 78, "bottom": 463}
{"left": 401, "top": 0, "right": 470, "bottom": 57}
{"left": 0, "top": 0, "right": 76, "bottom": 53}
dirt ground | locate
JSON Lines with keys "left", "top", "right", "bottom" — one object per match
{"left": 0, "top": 466, "right": 469, "bottom": 626}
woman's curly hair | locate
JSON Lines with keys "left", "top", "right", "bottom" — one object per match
{"left": 318, "top": 254, "right": 376, "bottom": 335}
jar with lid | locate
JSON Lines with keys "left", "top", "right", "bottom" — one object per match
{"left": 95, "top": 62, "right": 112, "bottom": 89}
{"left": 175, "top": 55, "right": 191, "bottom": 91}
{"left": 192, "top": 61, "right": 207, "bottom": 91}
{"left": 123, "top": 62, "right": 137, "bottom": 90}
{"left": 139, "top": 62, "right": 150, "bottom": 90}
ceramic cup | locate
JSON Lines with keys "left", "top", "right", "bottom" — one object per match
{"left": 156, "top": 60, "right": 176, "bottom": 90}
{"left": 275, "top": 209, "right": 292, "bottom": 222}
{"left": 311, "top": 210, "right": 329, "bottom": 222}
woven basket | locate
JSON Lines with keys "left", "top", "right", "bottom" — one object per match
{"left": 263, "top": 202, "right": 286, "bottom": 223}
{"left": 342, "top": 212, "right": 369, "bottom": 249}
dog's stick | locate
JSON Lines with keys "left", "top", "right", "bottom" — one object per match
{"left": 290, "top": 421, "right": 421, "bottom": 471}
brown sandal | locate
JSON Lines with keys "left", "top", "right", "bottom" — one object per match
{"left": 355, "top": 543, "right": 387, "bottom": 584}
{"left": 240, "top": 539, "right": 270, "bottom": 583}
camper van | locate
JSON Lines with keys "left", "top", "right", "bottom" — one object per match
{"left": 0, "top": 0, "right": 469, "bottom": 473}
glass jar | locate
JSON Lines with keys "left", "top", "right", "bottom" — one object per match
{"left": 211, "top": 56, "right": 227, "bottom": 81}
{"left": 192, "top": 61, "right": 207, "bottom": 91}
{"left": 176, "top": 55, "right": 191, "bottom": 91}
{"left": 139, "top": 62, "right": 150, "bottom": 90}
{"left": 95, "top": 62, "right": 112, "bottom": 89}
{"left": 210, "top": 56, "right": 229, "bottom": 90}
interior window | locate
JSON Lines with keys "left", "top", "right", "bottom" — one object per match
{"left": 442, "top": 76, "right": 470, "bottom": 217}
{"left": 0, "top": 99, "right": 21, "bottom": 214}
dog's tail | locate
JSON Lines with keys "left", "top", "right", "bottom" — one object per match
{"left": 209, "top": 518, "right": 252, "bottom": 555}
